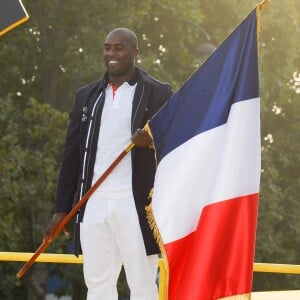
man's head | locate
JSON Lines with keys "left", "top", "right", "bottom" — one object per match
{"left": 104, "top": 28, "right": 139, "bottom": 85}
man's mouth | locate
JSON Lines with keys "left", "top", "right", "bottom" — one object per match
{"left": 108, "top": 60, "right": 119, "bottom": 65}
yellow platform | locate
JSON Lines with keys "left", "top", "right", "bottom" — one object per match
{"left": 251, "top": 290, "right": 300, "bottom": 300}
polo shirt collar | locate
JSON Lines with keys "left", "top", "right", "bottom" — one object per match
{"left": 103, "top": 68, "right": 139, "bottom": 88}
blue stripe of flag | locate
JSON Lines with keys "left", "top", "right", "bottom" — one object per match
{"left": 149, "top": 9, "right": 259, "bottom": 163}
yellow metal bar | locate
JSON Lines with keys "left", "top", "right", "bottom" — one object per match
{"left": 0, "top": 252, "right": 83, "bottom": 264}
{"left": 0, "top": 252, "right": 168, "bottom": 299}
{"left": 2, "top": 252, "right": 300, "bottom": 300}
{"left": 1, "top": 252, "right": 300, "bottom": 275}
{"left": 253, "top": 262, "right": 300, "bottom": 274}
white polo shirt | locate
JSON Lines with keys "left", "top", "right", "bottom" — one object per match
{"left": 91, "top": 81, "right": 137, "bottom": 199}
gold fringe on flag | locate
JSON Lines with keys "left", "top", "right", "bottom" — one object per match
{"left": 145, "top": 193, "right": 170, "bottom": 299}
{"left": 144, "top": 122, "right": 158, "bottom": 162}
{"left": 145, "top": 202, "right": 164, "bottom": 252}
{"left": 144, "top": 121, "right": 170, "bottom": 299}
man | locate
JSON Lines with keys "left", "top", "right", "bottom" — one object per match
{"left": 44, "top": 28, "right": 172, "bottom": 299}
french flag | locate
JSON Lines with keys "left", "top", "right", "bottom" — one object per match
{"left": 148, "top": 9, "right": 261, "bottom": 300}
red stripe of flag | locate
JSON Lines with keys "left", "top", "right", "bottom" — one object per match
{"left": 165, "top": 194, "right": 259, "bottom": 299}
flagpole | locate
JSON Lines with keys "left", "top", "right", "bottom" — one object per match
{"left": 256, "top": 0, "right": 270, "bottom": 37}
{"left": 257, "top": 0, "right": 270, "bottom": 11}
{"left": 16, "top": 142, "right": 135, "bottom": 278}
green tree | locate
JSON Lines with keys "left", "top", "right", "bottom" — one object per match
{"left": 0, "top": 95, "right": 68, "bottom": 299}
{"left": 0, "top": 0, "right": 209, "bottom": 111}
{"left": 253, "top": 0, "right": 300, "bottom": 290}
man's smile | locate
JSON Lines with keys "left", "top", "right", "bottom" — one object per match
{"left": 108, "top": 60, "right": 119, "bottom": 64}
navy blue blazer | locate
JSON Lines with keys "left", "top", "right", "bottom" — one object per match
{"left": 54, "top": 68, "right": 172, "bottom": 255}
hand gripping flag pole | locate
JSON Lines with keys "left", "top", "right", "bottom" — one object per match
{"left": 16, "top": 143, "right": 135, "bottom": 278}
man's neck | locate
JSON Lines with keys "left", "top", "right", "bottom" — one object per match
{"left": 108, "top": 68, "right": 136, "bottom": 87}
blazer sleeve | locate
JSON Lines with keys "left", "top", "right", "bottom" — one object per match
{"left": 54, "top": 94, "right": 81, "bottom": 213}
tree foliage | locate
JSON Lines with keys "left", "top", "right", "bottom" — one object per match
{"left": 253, "top": 0, "right": 300, "bottom": 290}
{"left": 0, "top": 0, "right": 299, "bottom": 298}
{"left": 0, "top": 95, "right": 68, "bottom": 299}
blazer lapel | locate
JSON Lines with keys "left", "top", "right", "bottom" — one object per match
{"left": 131, "top": 82, "right": 151, "bottom": 133}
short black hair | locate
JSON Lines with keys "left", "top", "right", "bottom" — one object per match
{"left": 106, "top": 28, "right": 138, "bottom": 49}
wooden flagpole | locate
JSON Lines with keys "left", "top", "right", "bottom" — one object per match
{"left": 16, "top": 142, "right": 135, "bottom": 278}
{"left": 257, "top": 0, "right": 270, "bottom": 11}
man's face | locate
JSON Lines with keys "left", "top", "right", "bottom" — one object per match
{"left": 103, "top": 32, "right": 138, "bottom": 78}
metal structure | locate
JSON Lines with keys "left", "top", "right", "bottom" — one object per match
{"left": 0, "top": 252, "right": 299, "bottom": 299}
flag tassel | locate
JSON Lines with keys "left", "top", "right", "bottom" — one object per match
{"left": 145, "top": 201, "right": 164, "bottom": 251}
{"left": 145, "top": 201, "right": 169, "bottom": 299}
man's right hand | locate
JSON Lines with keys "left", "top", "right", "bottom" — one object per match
{"left": 43, "top": 212, "right": 68, "bottom": 242}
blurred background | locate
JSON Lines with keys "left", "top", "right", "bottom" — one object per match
{"left": 0, "top": 0, "right": 299, "bottom": 299}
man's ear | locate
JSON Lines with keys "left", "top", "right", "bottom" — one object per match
{"left": 134, "top": 47, "right": 139, "bottom": 59}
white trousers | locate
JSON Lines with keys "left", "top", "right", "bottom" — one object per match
{"left": 80, "top": 191, "right": 158, "bottom": 300}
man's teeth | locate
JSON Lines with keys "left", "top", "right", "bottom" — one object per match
{"left": 109, "top": 60, "right": 118, "bottom": 64}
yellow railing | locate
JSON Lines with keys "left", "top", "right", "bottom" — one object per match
{"left": 1, "top": 252, "right": 300, "bottom": 299}
{"left": 0, "top": 252, "right": 168, "bottom": 299}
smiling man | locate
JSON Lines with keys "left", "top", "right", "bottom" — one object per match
{"left": 44, "top": 28, "right": 172, "bottom": 299}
